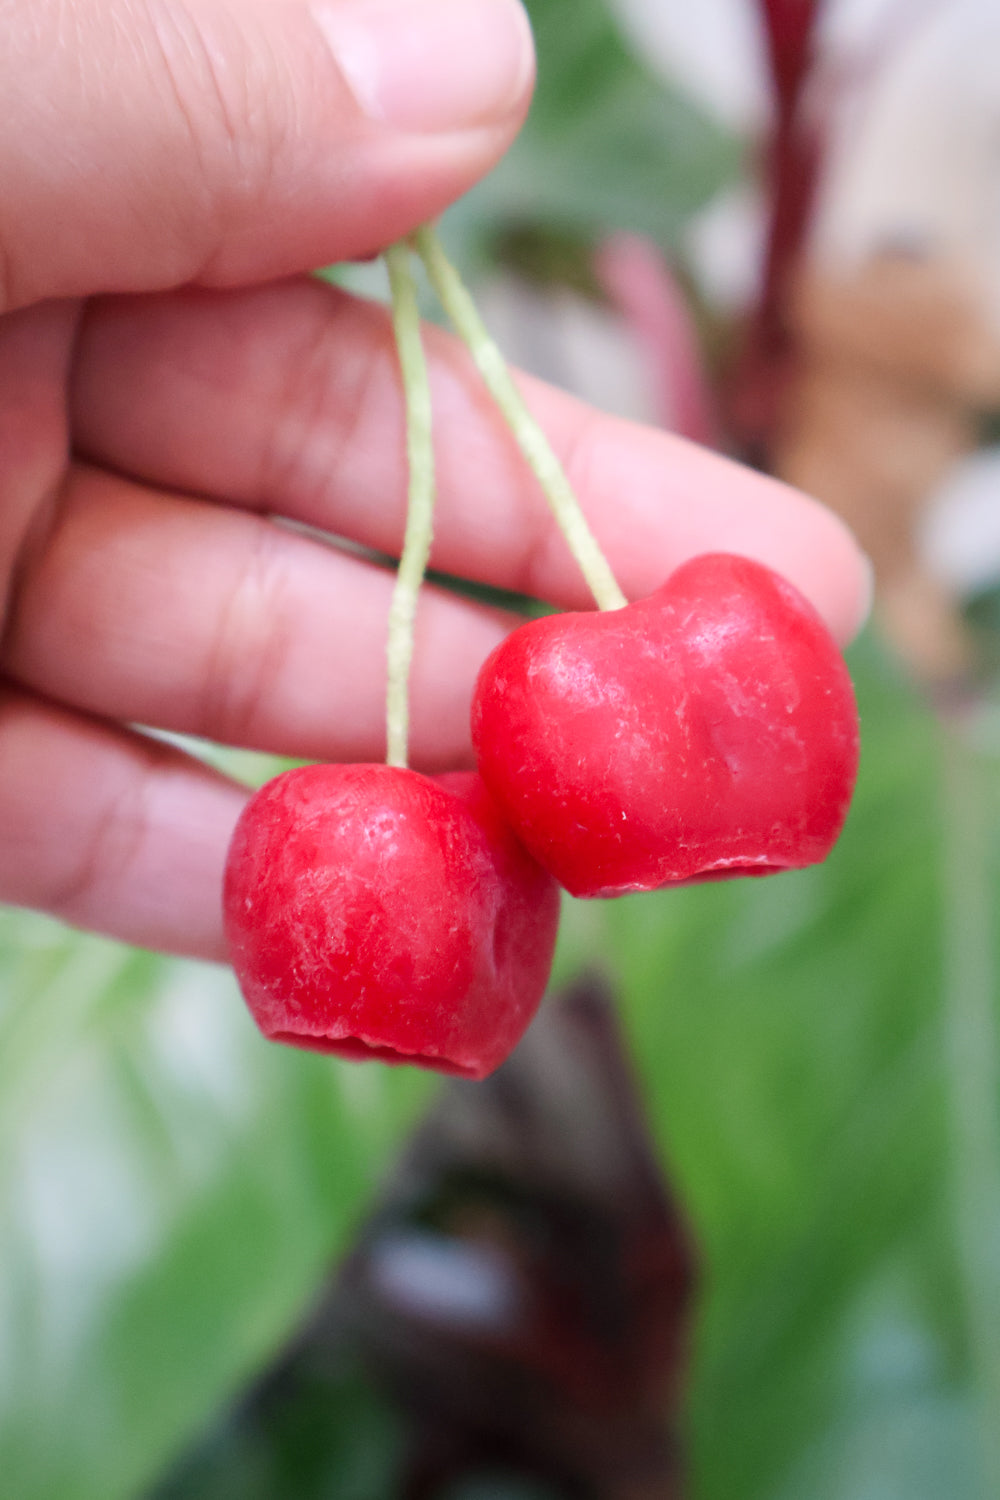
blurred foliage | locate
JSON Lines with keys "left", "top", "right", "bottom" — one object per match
{"left": 4, "top": 1, "right": 1000, "bottom": 1498}
{"left": 159, "top": 975, "right": 690, "bottom": 1499}
{"left": 557, "top": 636, "right": 1000, "bottom": 1499}
{"left": 962, "top": 584, "right": 1000, "bottom": 681}
{"left": 0, "top": 922, "right": 430, "bottom": 1500}
{"left": 486, "top": 223, "right": 607, "bottom": 302}
{"left": 440, "top": 0, "right": 741, "bottom": 268}
{"left": 152, "top": 1350, "right": 404, "bottom": 1500}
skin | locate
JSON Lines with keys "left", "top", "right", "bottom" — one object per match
{"left": 0, "top": 0, "right": 870, "bottom": 962}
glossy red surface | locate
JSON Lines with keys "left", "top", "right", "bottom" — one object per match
{"left": 224, "top": 765, "right": 561, "bottom": 1078}
{"left": 472, "top": 554, "right": 860, "bottom": 898}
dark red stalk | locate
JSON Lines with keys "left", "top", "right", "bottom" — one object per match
{"left": 729, "top": 0, "right": 823, "bottom": 463}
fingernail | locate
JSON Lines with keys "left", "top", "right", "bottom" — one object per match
{"left": 313, "top": 0, "right": 534, "bottom": 133}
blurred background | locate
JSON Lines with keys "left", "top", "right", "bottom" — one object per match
{"left": 4, "top": 0, "right": 1000, "bottom": 1496}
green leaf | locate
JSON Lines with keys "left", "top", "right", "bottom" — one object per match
{"left": 558, "top": 636, "right": 1000, "bottom": 1498}
{"left": 0, "top": 915, "right": 431, "bottom": 1500}
{"left": 444, "top": 0, "right": 741, "bottom": 264}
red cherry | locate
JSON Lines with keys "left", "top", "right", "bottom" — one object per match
{"left": 223, "top": 765, "right": 561, "bottom": 1079}
{"left": 471, "top": 553, "right": 860, "bottom": 898}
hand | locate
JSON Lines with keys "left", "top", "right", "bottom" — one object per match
{"left": 0, "top": 0, "right": 869, "bottom": 962}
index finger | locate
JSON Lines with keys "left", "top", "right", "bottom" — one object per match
{"left": 73, "top": 276, "right": 870, "bottom": 643}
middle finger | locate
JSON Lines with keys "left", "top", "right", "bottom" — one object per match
{"left": 3, "top": 463, "right": 513, "bottom": 767}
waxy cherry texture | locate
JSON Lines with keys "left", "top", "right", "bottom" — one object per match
{"left": 224, "top": 765, "right": 561, "bottom": 1079}
{"left": 472, "top": 553, "right": 860, "bottom": 898}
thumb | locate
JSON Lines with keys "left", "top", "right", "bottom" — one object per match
{"left": 0, "top": 0, "right": 534, "bottom": 312}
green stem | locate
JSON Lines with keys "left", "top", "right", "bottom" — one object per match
{"left": 412, "top": 224, "right": 627, "bottom": 613}
{"left": 384, "top": 241, "right": 435, "bottom": 769}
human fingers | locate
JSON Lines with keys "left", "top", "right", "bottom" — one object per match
{"left": 73, "top": 278, "right": 871, "bottom": 643}
{"left": 3, "top": 465, "right": 515, "bottom": 767}
{"left": 0, "top": 0, "right": 533, "bottom": 312}
{"left": 0, "top": 684, "right": 246, "bottom": 959}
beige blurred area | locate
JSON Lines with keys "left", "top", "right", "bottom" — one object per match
{"left": 778, "top": 256, "right": 1000, "bottom": 682}
{"left": 772, "top": 0, "right": 1000, "bottom": 684}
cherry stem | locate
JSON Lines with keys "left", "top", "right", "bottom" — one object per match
{"left": 384, "top": 240, "right": 435, "bottom": 769}
{"left": 411, "top": 224, "right": 627, "bottom": 613}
